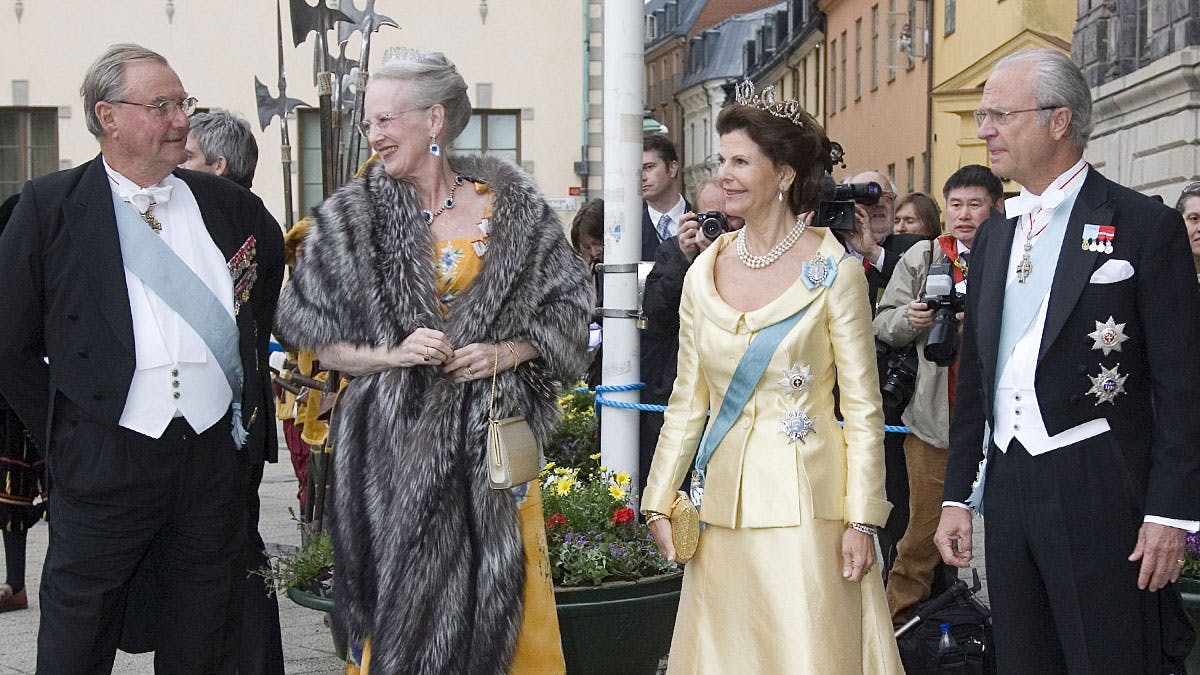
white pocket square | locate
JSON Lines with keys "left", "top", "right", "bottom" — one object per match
{"left": 1089, "top": 259, "right": 1134, "bottom": 284}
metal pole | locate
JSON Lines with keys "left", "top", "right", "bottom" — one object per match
{"left": 600, "top": 0, "right": 645, "bottom": 494}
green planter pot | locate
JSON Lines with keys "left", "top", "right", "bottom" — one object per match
{"left": 1179, "top": 578, "right": 1200, "bottom": 673}
{"left": 554, "top": 571, "right": 684, "bottom": 675}
{"left": 285, "top": 585, "right": 348, "bottom": 662}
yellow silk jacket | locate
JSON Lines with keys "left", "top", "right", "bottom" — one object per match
{"left": 642, "top": 227, "right": 892, "bottom": 529}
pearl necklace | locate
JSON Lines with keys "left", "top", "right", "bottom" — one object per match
{"left": 422, "top": 174, "right": 465, "bottom": 225}
{"left": 735, "top": 214, "right": 807, "bottom": 269}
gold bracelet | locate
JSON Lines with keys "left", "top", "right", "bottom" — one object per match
{"left": 848, "top": 522, "right": 878, "bottom": 536}
{"left": 644, "top": 513, "right": 668, "bottom": 526}
{"left": 503, "top": 340, "right": 520, "bottom": 367}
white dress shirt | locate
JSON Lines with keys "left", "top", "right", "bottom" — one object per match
{"left": 646, "top": 195, "right": 687, "bottom": 239}
{"left": 105, "top": 160, "right": 235, "bottom": 438}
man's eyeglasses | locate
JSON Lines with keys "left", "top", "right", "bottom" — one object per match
{"left": 356, "top": 106, "right": 430, "bottom": 139}
{"left": 113, "top": 97, "right": 198, "bottom": 117}
{"left": 973, "top": 106, "right": 1059, "bottom": 127}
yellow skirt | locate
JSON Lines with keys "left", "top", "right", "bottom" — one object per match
{"left": 666, "top": 519, "right": 903, "bottom": 675}
{"left": 348, "top": 481, "right": 564, "bottom": 674}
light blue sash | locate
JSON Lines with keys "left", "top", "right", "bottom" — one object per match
{"left": 692, "top": 303, "right": 811, "bottom": 485}
{"left": 110, "top": 192, "right": 247, "bottom": 448}
{"left": 995, "top": 211, "right": 1070, "bottom": 387}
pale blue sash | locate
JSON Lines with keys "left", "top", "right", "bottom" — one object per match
{"left": 110, "top": 192, "right": 247, "bottom": 448}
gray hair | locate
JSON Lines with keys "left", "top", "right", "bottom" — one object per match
{"left": 372, "top": 47, "right": 472, "bottom": 146}
{"left": 80, "top": 43, "right": 169, "bottom": 138}
{"left": 995, "top": 48, "right": 1093, "bottom": 149}
{"left": 188, "top": 110, "right": 259, "bottom": 189}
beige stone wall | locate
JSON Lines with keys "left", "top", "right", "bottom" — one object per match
{"left": 0, "top": 0, "right": 588, "bottom": 225}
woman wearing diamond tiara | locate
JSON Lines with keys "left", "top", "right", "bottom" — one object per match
{"left": 275, "top": 47, "right": 591, "bottom": 674}
{"left": 640, "top": 81, "right": 902, "bottom": 673}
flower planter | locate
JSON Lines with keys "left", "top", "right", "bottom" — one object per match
{"left": 285, "top": 586, "right": 348, "bottom": 662}
{"left": 554, "top": 571, "right": 683, "bottom": 675}
{"left": 1180, "top": 578, "right": 1200, "bottom": 673}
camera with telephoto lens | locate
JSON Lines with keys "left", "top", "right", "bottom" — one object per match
{"left": 698, "top": 210, "right": 730, "bottom": 240}
{"left": 815, "top": 176, "right": 884, "bottom": 231}
{"left": 877, "top": 340, "right": 919, "bottom": 414}
{"left": 921, "top": 260, "right": 967, "bottom": 367}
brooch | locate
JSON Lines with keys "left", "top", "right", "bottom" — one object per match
{"left": 1087, "top": 316, "right": 1128, "bottom": 356}
{"left": 778, "top": 364, "right": 812, "bottom": 397}
{"left": 781, "top": 408, "right": 816, "bottom": 443}
{"left": 1086, "top": 363, "right": 1128, "bottom": 405}
{"left": 801, "top": 254, "right": 838, "bottom": 290}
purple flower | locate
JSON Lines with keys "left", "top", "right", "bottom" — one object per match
{"left": 1186, "top": 532, "right": 1200, "bottom": 558}
{"left": 609, "top": 543, "right": 628, "bottom": 558}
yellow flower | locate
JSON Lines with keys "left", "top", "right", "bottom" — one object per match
{"left": 615, "top": 472, "right": 631, "bottom": 486}
{"left": 554, "top": 467, "right": 570, "bottom": 475}
{"left": 608, "top": 485, "right": 627, "bottom": 500}
{"left": 543, "top": 461, "right": 556, "bottom": 472}
{"left": 556, "top": 478, "right": 574, "bottom": 496}
{"left": 589, "top": 453, "right": 602, "bottom": 461}
{"left": 599, "top": 465, "right": 608, "bottom": 473}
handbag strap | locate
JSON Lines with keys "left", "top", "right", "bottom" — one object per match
{"left": 693, "top": 302, "right": 813, "bottom": 482}
{"left": 487, "top": 342, "right": 500, "bottom": 422}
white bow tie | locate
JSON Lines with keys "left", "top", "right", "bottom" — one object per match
{"left": 1004, "top": 187, "right": 1064, "bottom": 219}
{"left": 127, "top": 185, "right": 173, "bottom": 214}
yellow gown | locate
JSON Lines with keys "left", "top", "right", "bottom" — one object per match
{"left": 348, "top": 215, "right": 565, "bottom": 674}
{"left": 641, "top": 228, "right": 904, "bottom": 674}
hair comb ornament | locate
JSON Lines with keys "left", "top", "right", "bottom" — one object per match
{"left": 735, "top": 80, "right": 806, "bottom": 127}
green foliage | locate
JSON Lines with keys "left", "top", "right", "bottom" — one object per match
{"left": 541, "top": 452, "right": 676, "bottom": 587}
{"left": 544, "top": 388, "right": 598, "bottom": 470}
{"left": 257, "top": 515, "right": 334, "bottom": 597}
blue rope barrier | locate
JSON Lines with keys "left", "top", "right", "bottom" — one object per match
{"left": 584, "top": 383, "right": 910, "bottom": 434}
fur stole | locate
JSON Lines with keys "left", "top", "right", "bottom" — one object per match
{"left": 275, "top": 155, "right": 592, "bottom": 674}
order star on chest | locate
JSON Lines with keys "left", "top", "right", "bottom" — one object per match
{"left": 1086, "top": 364, "right": 1128, "bottom": 405}
{"left": 778, "top": 363, "right": 813, "bottom": 397}
{"left": 781, "top": 409, "right": 816, "bottom": 443}
{"left": 1087, "top": 316, "right": 1129, "bottom": 356}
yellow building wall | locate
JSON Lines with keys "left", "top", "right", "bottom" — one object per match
{"left": 930, "top": 0, "right": 1075, "bottom": 198}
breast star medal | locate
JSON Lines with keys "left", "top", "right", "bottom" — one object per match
{"left": 1087, "top": 316, "right": 1129, "bottom": 356}
{"left": 778, "top": 364, "right": 812, "bottom": 397}
{"left": 781, "top": 409, "right": 816, "bottom": 443}
{"left": 804, "top": 255, "right": 829, "bottom": 285}
{"left": 1086, "top": 364, "right": 1128, "bottom": 405}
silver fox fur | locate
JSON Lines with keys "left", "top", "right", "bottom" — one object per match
{"left": 275, "top": 155, "right": 592, "bottom": 674}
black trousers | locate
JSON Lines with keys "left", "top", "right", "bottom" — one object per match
{"left": 37, "top": 400, "right": 243, "bottom": 675}
{"left": 984, "top": 437, "right": 1194, "bottom": 674}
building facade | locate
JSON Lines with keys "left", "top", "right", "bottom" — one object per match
{"left": 1074, "top": 0, "right": 1200, "bottom": 201}
{"left": 0, "top": 0, "right": 593, "bottom": 225}
{"left": 818, "top": 0, "right": 931, "bottom": 191}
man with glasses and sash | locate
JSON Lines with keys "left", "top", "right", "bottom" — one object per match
{"left": 0, "top": 43, "right": 283, "bottom": 672}
{"left": 935, "top": 48, "right": 1199, "bottom": 673}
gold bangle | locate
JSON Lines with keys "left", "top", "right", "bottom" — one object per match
{"left": 503, "top": 340, "right": 520, "bottom": 366}
{"left": 644, "top": 513, "right": 668, "bottom": 526}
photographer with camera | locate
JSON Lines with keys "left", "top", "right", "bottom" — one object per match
{"left": 873, "top": 165, "right": 1003, "bottom": 627}
{"left": 639, "top": 178, "right": 743, "bottom": 484}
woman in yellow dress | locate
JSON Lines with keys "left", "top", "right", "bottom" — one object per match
{"left": 275, "top": 47, "right": 591, "bottom": 674}
{"left": 641, "top": 82, "right": 903, "bottom": 673}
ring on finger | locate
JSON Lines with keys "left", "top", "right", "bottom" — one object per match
{"left": 423, "top": 346, "right": 431, "bottom": 361}
{"left": 467, "top": 366, "right": 474, "bottom": 377}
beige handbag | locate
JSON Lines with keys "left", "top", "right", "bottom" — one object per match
{"left": 486, "top": 344, "right": 541, "bottom": 490}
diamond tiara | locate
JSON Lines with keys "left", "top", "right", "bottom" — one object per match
{"left": 734, "top": 80, "right": 806, "bottom": 127}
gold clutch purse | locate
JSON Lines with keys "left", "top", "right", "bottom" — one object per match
{"left": 485, "top": 344, "right": 541, "bottom": 490}
{"left": 669, "top": 491, "right": 699, "bottom": 563}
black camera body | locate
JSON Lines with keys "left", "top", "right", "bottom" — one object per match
{"left": 699, "top": 210, "right": 730, "bottom": 240}
{"left": 921, "top": 260, "right": 966, "bottom": 367}
{"left": 877, "top": 340, "right": 919, "bottom": 415}
{"left": 815, "top": 178, "right": 884, "bottom": 231}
